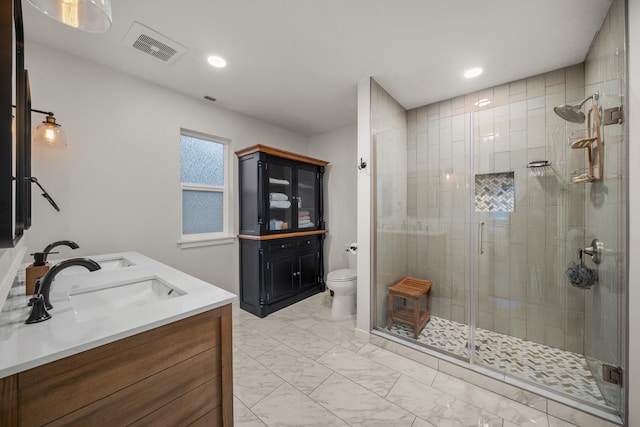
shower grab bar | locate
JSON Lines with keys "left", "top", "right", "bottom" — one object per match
{"left": 478, "top": 222, "right": 485, "bottom": 255}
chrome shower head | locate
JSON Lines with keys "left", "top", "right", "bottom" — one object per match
{"left": 553, "top": 92, "right": 599, "bottom": 123}
{"left": 553, "top": 104, "right": 586, "bottom": 123}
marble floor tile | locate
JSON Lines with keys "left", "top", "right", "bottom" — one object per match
{"left": 357, "top": 343, "right": 438, "bottom": 386}
{"left": 547, "top": 415, "right": 579, "bottom": 426}
{"left": 256, "top": 344, "right": 333, "bottom": 395}
{"left": 317, "top": 345, "right": 402, "bottom": 397}
{"left": 309, "top": 373, "right": 416, "bottom": 426}
{"left": 310, "top": 305, "right": 334, "bottom": 321}
{"left": 309, "top": 321, "right": 367, "bottom": 352}
{"left": 386, "top": 375, "right": 503, "bottom": 427}
{"left": 249, "top": 315, "right": 292, "bottom": 337}
{"left": 293, "top": 292, "right": 332, "bottom": 312}
{"left": 233, "top": 397, "right": 266, "bottom": 427}
{"left": 274, "top": 324, "right": 336, "bottom": 360}
{"left": 232, "top": 292, "right": 612, "bottom": 427}
{"left": 411, "top": 417, "right": 437, "bottom": 427}
{"left": 547, "top": 400, "right": 619, "bottom": 427}
{"left": 431, "top": 372, "right": 549, "bottom": 426}
{"left": 233, "top": 348, "right": 284, "bottom": 408}
{"left": 270, "top": 306, "right": 322, "bottom": 329}
{"left": 251, "top": 383, "right": 349, "bottom": 426}
{"left": 334, "top": 316, "right": 357, "bottom": 330}
{"left": 233, "top": 323, "right": 281, "bottom": 358}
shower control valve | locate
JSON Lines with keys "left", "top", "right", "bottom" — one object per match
{"left": 580, "top": 239, "right": 603, "bottom": 265}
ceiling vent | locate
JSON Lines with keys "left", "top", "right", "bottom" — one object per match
{"left": 123, "top": 22, "right": 188, "bottom": 64}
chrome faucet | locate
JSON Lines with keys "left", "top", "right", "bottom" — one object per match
{"left": 26, "top": 258, "right": 101, "bottom": 324}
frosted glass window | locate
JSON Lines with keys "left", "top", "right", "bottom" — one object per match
{"left": 181, "top": 135, "right": 224, "bottom": 186}
{"left": 180, "top": 130, "right": 230, "bottom": 240}
{"left": 182, "top": 190, "right": 223, "bottom": 234}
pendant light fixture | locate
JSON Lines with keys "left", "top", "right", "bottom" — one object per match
{"left": 26, "top": 0, "right": 112, "bottom": 33}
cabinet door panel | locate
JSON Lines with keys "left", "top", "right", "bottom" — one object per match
{"left": 266, "top": 159, "right": 293, "bottom": 232}
{"left": 268, "top": 255, "right": 295, "bottom": 301}
{"left": 298, "top": 250, "right": 319, "bottom": 290}
{"left": 296, "top": 166, "right": 319, "bottom": 231}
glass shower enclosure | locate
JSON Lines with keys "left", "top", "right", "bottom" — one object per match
{"left": 372, "top": 77, "right": 627, "bottom": 420}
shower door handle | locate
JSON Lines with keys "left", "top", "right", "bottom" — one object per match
{"left": 478, "top": 222, "right": 485, "bottom": 255}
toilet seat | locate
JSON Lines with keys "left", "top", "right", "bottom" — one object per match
{"left": 327, "top": 268, "right": 356, "bottom": 282}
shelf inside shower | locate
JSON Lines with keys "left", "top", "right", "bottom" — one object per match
{"left": 387, "top": 316, "right": 609, "bottom": 407}
{"left": 568, "top": 104, "right": 603, "bottom": 183}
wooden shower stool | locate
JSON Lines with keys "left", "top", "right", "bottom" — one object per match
{"left": 387, "top": 276, "right": 432, "bottom": 339}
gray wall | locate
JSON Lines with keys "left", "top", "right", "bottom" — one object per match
{"left": 24, "top": 41, "right": 310, "bottom": 295}
{"left": 406, "top": 64, "right": 592, "bottom": 352}
{"left": 308, "top": 125, "right": 358, "bottom": 275}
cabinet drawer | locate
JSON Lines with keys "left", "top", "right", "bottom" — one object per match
{"left": 269, "top": 241, "right": 294, "bottom": 252}
{"left": 297, "top": 237, "right": 319, "bottom": 249}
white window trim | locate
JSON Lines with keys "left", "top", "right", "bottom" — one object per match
{"left": 177, "top": 129, "right": 235, "bottom": 249}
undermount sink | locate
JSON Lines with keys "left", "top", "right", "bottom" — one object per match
{"left": 59, "top": 257, "right": 134, "bottom": 276}
{"left": 69, "top": 277, "right": 185, "bottom": 321}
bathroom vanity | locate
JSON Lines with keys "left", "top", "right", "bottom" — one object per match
{"left": 236, "top": 145, "right": 328, "bottom": 317}
{"left": 0, "top": 252, "right": 237, "bottom": 426}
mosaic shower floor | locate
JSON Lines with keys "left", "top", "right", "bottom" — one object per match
{"left": 388, "top": 316, "right": 608, "bottom": 406}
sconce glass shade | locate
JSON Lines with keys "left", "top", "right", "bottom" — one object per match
{"left": 34, "top": 115, "right": 67, "bottom": 148}
{"left": 26, "top": 0, "right": 112, "bottom": 33}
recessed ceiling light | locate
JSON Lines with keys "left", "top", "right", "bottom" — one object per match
{"left": 475, "top": 98, "right": 492, "bottom": 107}
{"left": 464, "top": 67, "right": 483, "bottom": 79}
{"left": 207, "top": 55, "right": 227, "bottom": 68}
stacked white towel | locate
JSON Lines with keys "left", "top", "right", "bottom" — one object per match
{"left": 269, "top": 177, "right": 290, "bottom": 185}
{"left": 297, "top": 209, "right": 313, "bottom": 228}
{"left": 269, "top": 192, "right": 290, "bottom": 208}
{"left": 270, "top": 200, "right": 291, "bottom": 209}
{"left": 269, "top": 192, "right": 288, "bottom": 201}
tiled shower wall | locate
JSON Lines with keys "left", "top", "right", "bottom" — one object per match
{"left": 583, "top": 0, "right": 626, "bottom": 378}
{"left": 371, "top": 79, "right": 408, "bottom": 327}
{"left": 406, "top": 65, "right": 592, "bottom": 352}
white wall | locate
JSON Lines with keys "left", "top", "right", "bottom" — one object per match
{"left": 308, "top": 124, "right": 357, "bottom": 275}
{"left": 627, "top": 0, "right": 639, "bottom": 424}
{"left": 356, "top": 77, "right": 372, "bottom": 333}
{"left": 23, "top": 41, "right": 309, "bottom": 295}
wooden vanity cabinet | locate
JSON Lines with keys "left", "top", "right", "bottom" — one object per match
{"left": 236, "top": 145, "right": 328, "bottom": 318}
{"left": 0, "top": 305, "right": 233, "bottom": 427}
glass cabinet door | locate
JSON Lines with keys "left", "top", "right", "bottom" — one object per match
{"left": 267, "top": 161, "right": 293, "bottom": 231}
{"left": 296, "top": 166, "right": 318, "bottom": 230}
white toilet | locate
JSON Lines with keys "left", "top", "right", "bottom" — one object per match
{"left": 326, "top": 243, "right": 357, "bottom": 318}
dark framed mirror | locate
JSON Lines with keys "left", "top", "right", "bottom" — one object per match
{"left": 1, "top": 0, "right": 31, "bottom": 247}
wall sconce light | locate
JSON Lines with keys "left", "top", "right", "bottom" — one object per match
{"left": 26, "top": 0, "right": 112, "bottom": 33}
{"left": 33, "top": 109, "right": 67, "bottom": 148}
{"left": 13, "top": 105, "right": 67, "bottom": 147}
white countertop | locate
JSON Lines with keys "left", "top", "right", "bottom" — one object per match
{"left": 0, "top": 251, "right": 237, "bottom": 378}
